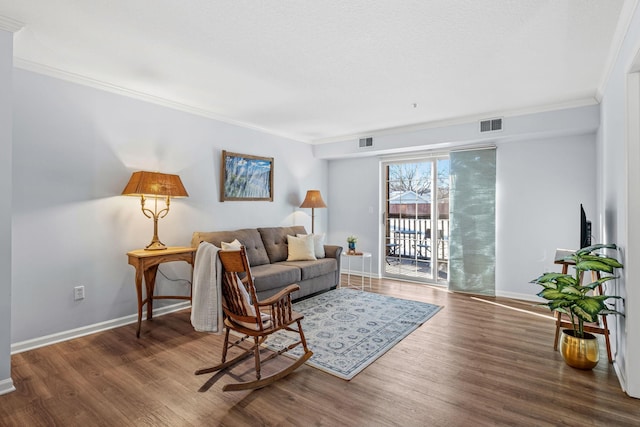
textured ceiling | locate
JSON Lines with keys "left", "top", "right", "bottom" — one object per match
{"left": 0, "top": 0, "right": 634, "bottom": 143}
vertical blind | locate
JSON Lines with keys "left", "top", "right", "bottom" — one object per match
{"left": 448, "top": 147, "right": 496, "bottom": 295}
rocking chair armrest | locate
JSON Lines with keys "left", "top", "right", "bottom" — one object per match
{"left": 258, "top": 284, "right": 300, "bottom": 306}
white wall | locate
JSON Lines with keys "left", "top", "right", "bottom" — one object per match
{"left": 327, "top": 106, "right": 598, "bottom": 302}
{"left": 327, "top": 157, "right": 381, "bottom": 271}
{"left": 0, "top": 29, "right": 15, "bottom": 395}
{"left": 11, "top": 69, "right": 328, "bottom": 344}
{"left": 598, "top": 2, "right": 640, "bottom": 399}
{"left": 495, "top": 135, "right": 596, "bottom": 299}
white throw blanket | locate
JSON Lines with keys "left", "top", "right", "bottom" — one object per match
{"left": 190, "top": 241, "right": 223, "bottom": 333}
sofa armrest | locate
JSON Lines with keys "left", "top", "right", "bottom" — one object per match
{"left": 324, "top": 244, "right": 342, "bottom": 259}
{"left": 324, "top": 245, "right": 343, "bottom": 287}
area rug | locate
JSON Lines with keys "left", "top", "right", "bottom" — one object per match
{"left": 265, "top": 288, "right": 442, "bottom": 380}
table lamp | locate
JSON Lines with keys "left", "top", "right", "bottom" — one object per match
{"left": 299, "top": 190, "right": 327, "bottom": 233}
{"left": 122, "top": 171, "right": 189, "bottom": 250}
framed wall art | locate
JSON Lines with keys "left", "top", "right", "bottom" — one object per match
{"left": 220, "top": 150, "right": 274, "bottom": 202}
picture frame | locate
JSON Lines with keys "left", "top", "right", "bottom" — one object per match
{"left": 220, "top": 150, "right": 274, "bottom": 202}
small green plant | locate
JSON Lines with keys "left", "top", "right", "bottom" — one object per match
{"left": 531, "top": 243, "right": 624, "bottom": 339}
{"left": 347, "top": 235, "right": 358, "bottom": 244}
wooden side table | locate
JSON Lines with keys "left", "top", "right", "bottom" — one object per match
{"left": 127, "top": 246, "right": 196, "bottom": 337}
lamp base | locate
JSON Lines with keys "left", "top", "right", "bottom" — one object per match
{"left": 145, "top": 241, "right": 168, "bottom": 251}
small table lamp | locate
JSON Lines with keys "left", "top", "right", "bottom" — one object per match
{"left": 300, "top": 190, "right": 327, "bottom": 234}
{"left": 122, "top": 171, "right": 189, "bottom": 250}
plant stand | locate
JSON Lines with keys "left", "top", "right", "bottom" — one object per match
{"left": 553, "top": 249, "right": 612, "bottom": 362}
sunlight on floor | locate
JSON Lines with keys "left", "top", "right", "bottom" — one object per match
{"left": 471, "top": 296, "right": 555, "bottom": 320}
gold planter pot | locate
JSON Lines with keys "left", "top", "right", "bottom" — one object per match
{"left": 559, "top": 329, "right": 599, "bottom": 370}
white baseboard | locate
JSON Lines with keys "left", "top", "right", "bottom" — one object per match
{"left": 611, "top": 352, "right": 640, "bottom": 398}
{"left": 11, "top": 302, "right": 191, "bottom": 354}
{"left": 495, "top": 290, "right": 542, "bottom": 302}
{"left": 0, "top": 377, "right": 16, "bottom": 395}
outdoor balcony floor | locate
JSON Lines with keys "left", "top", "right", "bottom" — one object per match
{"left": 384, "top": 256, "right": 448, "bottom": 282}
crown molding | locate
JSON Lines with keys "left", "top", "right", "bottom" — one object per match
{"left": 0, "top": 15, "right": 25, "bottom": 32}
{"left": 13, "top": 57, "right": 310, "bottom": 144}
{"left": 12, "top": 57, "right": 599, "bottom": 148}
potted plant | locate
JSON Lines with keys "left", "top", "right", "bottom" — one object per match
{"left": 530, "top": 243, "right": 623, "bottom": 369}
{"left": 346, "top": 235, "right": 357, "bottom": 254}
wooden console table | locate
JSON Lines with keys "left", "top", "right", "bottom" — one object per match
{"left": 553, "top": 249, "right": 612, "bottom": 362}
{"left": 127, "top": 246, "right": 196, "bottom": 337}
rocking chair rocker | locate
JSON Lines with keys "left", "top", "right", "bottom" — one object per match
{"left": 195, "top": 246, "right": 312, "bottom": 391}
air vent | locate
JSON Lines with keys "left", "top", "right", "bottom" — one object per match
{"left": 359, "top": 137, "right": 373, "bottom": 148}
{"left": 480, "top": 118, "right": 503, "bottom": 133}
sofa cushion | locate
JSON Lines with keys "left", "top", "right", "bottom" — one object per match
{"left": 278, "top": 258, "right": 337, "bottom": 281}
{"left": 191, "top": 229, "right": 270, "bottom": 266}
{"left": 250, "top": 263, "right": 302, "bottom": 292}
{"left": 258, "top": 226, "right": 307, "bottom": 263}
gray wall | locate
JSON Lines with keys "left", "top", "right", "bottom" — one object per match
{"left": 326, "top": 107, "right": 598, "bottom": 302}
{"left": 0, "top": 29, "right": 14, "bottom": 395}
{"left": 10, "top": 68, "right": 328, "bottom": 344}
{"left": 598, "top": 2, "right": 640, "bottom": 399}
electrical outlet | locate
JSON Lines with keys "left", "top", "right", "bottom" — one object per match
{"left": 74, "top": 285, "right": 85, "bottom": 301}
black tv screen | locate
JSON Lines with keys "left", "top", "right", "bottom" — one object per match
{"left": 580, "top": 204, "right": 592, "bottom": 248}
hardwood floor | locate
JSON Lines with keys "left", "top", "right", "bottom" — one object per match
{"left": 2, "top": 276, "right": 639, "bottom": 426}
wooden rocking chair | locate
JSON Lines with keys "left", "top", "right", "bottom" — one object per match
{"left": 195, "top": 246, "right": 312, "bottom": 391}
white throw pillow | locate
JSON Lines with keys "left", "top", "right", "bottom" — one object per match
{"left": 235, "top": 273, "right": 254, "bottom": 312}
{"left": 297, "top": 233, "right": 326, "bottom": 259}
{"left": 233, "top": 273, "right": 272, "bottom": 330}
{"left": 221, "top": 239, "right": 242, "bottom": 250}
{"left": 287, "top": 234, "right": 317, "bottom": 261}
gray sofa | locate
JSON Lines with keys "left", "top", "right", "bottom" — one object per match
{"left": 191, "top": 226, "right": 342, "bottom": 300}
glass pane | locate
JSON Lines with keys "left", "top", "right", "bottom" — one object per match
{"left": 384, "top": 159, "right": 450, "bottom": 283}
{"left": 436, "top": 158, "right": 450, "bottom": 283}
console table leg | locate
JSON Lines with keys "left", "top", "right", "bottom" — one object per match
{"left": 144, "top": 266, "right": 159, "bottom": 320}
{"left": 134, "top": 269, "right": 143, "bottom": 338}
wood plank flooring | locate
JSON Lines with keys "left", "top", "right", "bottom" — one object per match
{"left": 2, "top": 276, "right": 640, "bottom": 426}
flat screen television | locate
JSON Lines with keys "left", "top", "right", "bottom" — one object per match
{"left": 580, "top": 204, "right": 592, "bottom": 248}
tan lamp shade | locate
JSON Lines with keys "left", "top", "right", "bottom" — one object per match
{"left": 122, "top": 171, "right": 188, "bottom": 250}
{"left": 121, "top": 171, "right": 189, "bottom": 198}
{"left": 300, "top": 190, "right": 326, "bottom": 233}
{"left": 300, "top": 190, "right": 327, "bottom": 209}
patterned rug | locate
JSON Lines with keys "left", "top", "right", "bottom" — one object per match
{"left": 265, "top": 288, "right": 442, "bottom": 380}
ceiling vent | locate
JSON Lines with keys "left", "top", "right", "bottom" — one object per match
{"left": 359, "top": 137, "right": 373, "bottom": 148}
{"left": 480, "top": 118, "right": 503, "bottom": 133}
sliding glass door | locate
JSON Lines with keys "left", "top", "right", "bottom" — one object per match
{"left": 382, "top": 157, "right": 450, "bottom": 284}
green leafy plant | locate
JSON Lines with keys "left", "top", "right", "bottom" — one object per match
{"left": 347, "top": 235, "right": 358, "bottom": 244}
{"left": 531, "top": 243, "right": 624, "bottom": 338}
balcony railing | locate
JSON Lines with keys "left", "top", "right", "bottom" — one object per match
{"left": 386, "top": 218, "right": 449, "bottom": 262}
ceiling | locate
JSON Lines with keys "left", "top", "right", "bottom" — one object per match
{"left": 0, "top": 1, "right": 635, "bottom": 143}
